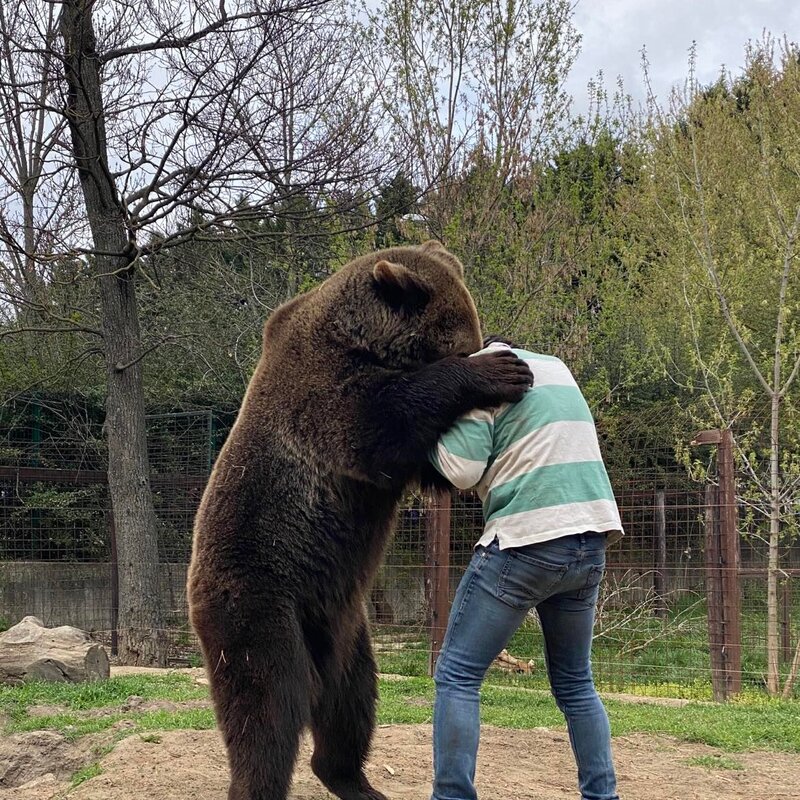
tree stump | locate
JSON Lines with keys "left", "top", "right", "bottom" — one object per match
{"left": 0, "top": 616, "right": 109, "bottom": 685}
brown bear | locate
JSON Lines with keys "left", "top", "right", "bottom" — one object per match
{"left": 187, "top": 242, "right": 531, "bottom": 800}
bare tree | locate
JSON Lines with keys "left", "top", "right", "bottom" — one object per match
{"left": 0, "top": 2, "right": 84, "bottom": 321}
{"left": 365, "top": 0, "right": 578, "bottom": 227}
{"left": 1, "top": 0, "right": 385, "bottom": 664}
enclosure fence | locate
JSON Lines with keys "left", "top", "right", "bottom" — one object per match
{"left": 1, "top": 398, "right": 798, "bottom": 700}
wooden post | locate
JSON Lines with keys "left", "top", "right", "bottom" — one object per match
{"left": 718, "top": 429, "right": 741, "bottom": 696}
{"left": 693, "top": 429, "right": 742, "bottom": 700}
{"left": 654, "top": 489, "right": 667, "bottom": 618}
{"left": 425, "top": 489, "right": 452, "bottom": 677}
{"left": 704, "top": 483, "right": 726, "bottom": 702}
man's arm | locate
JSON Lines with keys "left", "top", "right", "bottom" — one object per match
{"left": 353, "top": 350, "right": 528, "bottom": 487}
{"left": 430, "top": 408, "right": 494, "bottom": 490}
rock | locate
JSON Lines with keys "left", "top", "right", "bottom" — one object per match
{"left": 121, "top": 695, "right": 144, "bottom": 711}
{"left": 0, "top": 616, "right": 109, "bottom": 685}
{"left": 17, "top": 772, "right": 58, "bottom": 790}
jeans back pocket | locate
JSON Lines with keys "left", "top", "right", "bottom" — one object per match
{"left": 576, "top": 563, "right": 606, "bottom": 600}
{"left": 496, "top": 551, "right": 569, "bottom": 610}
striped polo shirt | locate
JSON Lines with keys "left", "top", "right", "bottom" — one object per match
{"left": 431, "top": 343, "right": 623, "bottom": 549}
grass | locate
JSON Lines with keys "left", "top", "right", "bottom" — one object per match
{"left": 2, "top": 672, "right": 798, "bottom": 757}
{"left": 4, "top": 706, "right": 217, "bottom": 740}
{"left": 0, "top": 672, "right": 206, "bottom": 716}
{"left": 375, "top": 595, "right": 800, "bottom": 701}
{"left": 70, "top": 762, "right": 104, "bottom": 788}
{"left": 375, "top": 676, "right": 800, "bottom": 753}
{"left": 0, "top": 673, "right": 210, "bottom": 740}
{"left": 686, "top": 754, "right": 745, "bottom": 771}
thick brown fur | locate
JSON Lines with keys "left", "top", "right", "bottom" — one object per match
{"left": 188, "top": 242, "right": 531, "bottom": 800}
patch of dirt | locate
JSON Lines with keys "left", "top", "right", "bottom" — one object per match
{"left": 27, "top": 706, "right": 68, "bottom": 718}
{"left": 4, "top": 724, "right": 797, "bottom": 800}
{"left": 599, "top": 692, "right": 696, "bottom": 708}
{"left": 115, "top": 696, "right": 211, "bottom": 714}
{"left": 111, "top": 666, "right": 207, "bottom": 683}
{"left": 1, "top": 772, "right": 62, "bottom": 800}
{"left": 0, "top": 730, "right": 95, "bottom": 791}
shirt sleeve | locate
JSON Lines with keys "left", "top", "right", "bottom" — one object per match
{"left": 429, "top": 408, "right": 494, "bottom": 490}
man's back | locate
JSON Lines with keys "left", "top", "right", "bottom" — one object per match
{"left": 431, "top": 342, "right": 623, "bottom": 549}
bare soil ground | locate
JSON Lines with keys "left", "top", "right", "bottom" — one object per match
{"left": 3, "top": 723, "right": 799, "bottom": 800}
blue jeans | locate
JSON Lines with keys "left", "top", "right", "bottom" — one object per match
{"left": 432, "top": 534, "right": 619, "bottom": 800}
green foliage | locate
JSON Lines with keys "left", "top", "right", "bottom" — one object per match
{"left": 7, "top": 483, "right": 107, "bottom": 561}
{"left": 374, "top": 172, "right": 419, "bottom": 248}
{"left": 629, "top": 40, "right": 800, "bottom": 415}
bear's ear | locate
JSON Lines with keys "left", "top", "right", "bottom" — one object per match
{"left": 373, "top": 259, "right": 431, "bottom": 310}
{"left": 420, "top": 240, "right": 464, "bottom": 277}
{"left": 420, "top": 239, "right": 445, "bottom": 252}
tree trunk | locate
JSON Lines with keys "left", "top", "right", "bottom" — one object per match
{"left": 766, "top": 391, "right": 781, "bottom": 695}
{"left": 60, "top": 0, "right": 166, "bottom": 665}
{"left": 782, "top": 632, "right": 800, "bottom": 699}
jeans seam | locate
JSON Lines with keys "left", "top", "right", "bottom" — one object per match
{"left": 441, "top": 567, "right": 480, "bottom": 650}
{"left": 577, "top": 564, "right": 605, "bottom": 600}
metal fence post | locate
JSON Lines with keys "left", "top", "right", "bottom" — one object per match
{"left": 425, "top": 489, "right": 452, "bottom": 677}
{"left": 654, "top": 488, "right": 667, "bottom": 617}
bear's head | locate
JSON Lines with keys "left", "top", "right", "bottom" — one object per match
{"left": 319, "top": 240, "right": 482, "bottom": 368}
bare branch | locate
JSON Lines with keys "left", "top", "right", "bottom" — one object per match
{"left": 0, "top": 324, "right": 102, "bottom": 339}
{"left": 777, "top": 205, "right": 800, "bottom": 396}
{"left": 99, "top": 1, "right": 332, "bottom": 63}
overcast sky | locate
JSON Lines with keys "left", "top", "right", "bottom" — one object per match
{"left": 567, "top": 0, "right": 800, "bottom": 110}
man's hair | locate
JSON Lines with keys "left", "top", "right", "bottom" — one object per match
{"left": 483, "top": 334, "right": 523, "bottom": 349}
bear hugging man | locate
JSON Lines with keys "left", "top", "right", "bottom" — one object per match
{"left": 188, "top": 241, "right": 531, "bottom": 800}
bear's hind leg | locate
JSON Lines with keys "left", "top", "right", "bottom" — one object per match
{"left": 208, "top": 625, "right": 310, "bottom": 800}
{"left": 310, "top": 620, "right": 387, "bottom": 800}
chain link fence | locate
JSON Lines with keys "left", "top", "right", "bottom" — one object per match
{"left": 1, "top": 396, "right": 798, "bottom": 699}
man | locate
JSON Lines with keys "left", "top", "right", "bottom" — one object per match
{"left": 429, "top": 335, "right": 622, "bottom": 800}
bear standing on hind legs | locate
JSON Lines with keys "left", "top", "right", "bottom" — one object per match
{"left": 188, "top": 242, "right": 532, "bottom": 800}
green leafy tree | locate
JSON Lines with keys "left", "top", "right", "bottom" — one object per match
{"left": 630, "top": 39, "right": 800, "bottom": 696}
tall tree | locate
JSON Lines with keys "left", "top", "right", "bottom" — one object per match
{"left": 633, "top": 39, "right": 800, "bottom": 696}
{"left": 365, "top": 0, "right": 578, "bottom": 231}
{"left": 2, "top": 0, "right": 385, "bottom": 664}
{"left": 0, "top": 2, "right": 87, "bottom": 329}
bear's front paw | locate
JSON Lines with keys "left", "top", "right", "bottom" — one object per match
{"left": 467, "top": 350, "right": 533, "bottom": 405}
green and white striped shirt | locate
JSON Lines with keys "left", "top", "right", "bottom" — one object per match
{"left": 431, "top": 343, "right": 623, "bottom": 549}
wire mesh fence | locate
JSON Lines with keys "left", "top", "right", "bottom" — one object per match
{"left": 1, "top": 396, "right": 799, "bottom": 700}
